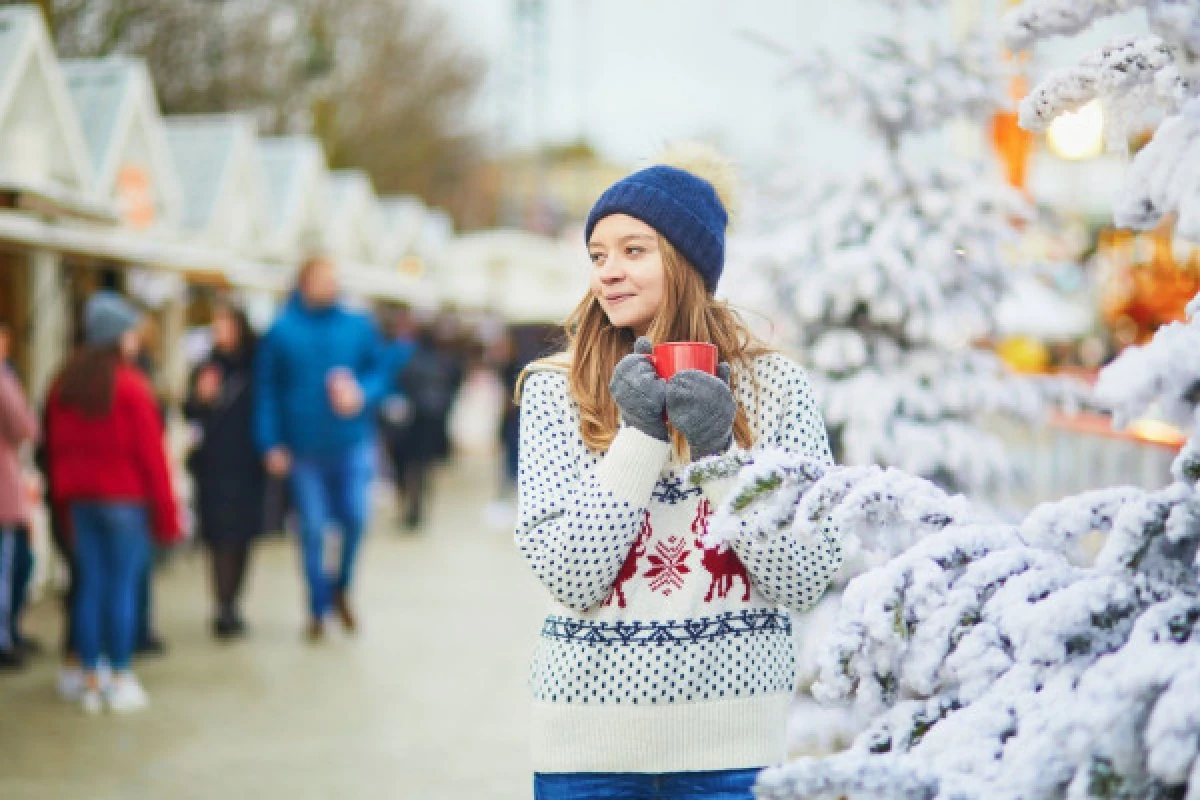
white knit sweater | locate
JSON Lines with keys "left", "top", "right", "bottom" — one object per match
{"left": 515, "top": 352, "right": 842, "bottom": 774}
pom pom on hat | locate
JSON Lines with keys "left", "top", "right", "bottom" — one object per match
{"left": 654, "top": 140, "right": 740, "bottom": 223}
{"left": 586, "top": 141, "right": 737, "bottom": 291}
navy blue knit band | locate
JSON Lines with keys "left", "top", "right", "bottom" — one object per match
{"left": 585, "top": 165, "right": 727, "bottom": 291}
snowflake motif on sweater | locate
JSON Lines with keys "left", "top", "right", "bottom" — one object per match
{"left": 515, "top": 352, "right": 842, "bottom": 774}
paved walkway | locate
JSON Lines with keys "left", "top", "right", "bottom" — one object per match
{"left": 0, "top": 457, "right": 545, "bottom": 800}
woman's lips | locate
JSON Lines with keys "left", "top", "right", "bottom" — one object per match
{"left": 606, "top": 293, "right": 634, "bottom": 306}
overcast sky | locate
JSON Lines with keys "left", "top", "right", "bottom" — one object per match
{"left": 429, "top": 0, "right": 1146, "bottom": 176}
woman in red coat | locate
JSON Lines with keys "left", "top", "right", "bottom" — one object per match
{"left": 46, "top": 291, "right": 180, "bottom": 714}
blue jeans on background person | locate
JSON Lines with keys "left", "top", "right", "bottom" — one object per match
{"left": 71, "top": 504, "right": 151, "bottom": 672}
{"left": 533, "top": 769, "right": 762, "bottom": 800}
{"left": 288, "top": 442, "right": 373, "bottom": 620}
{"left": 0, "top": 526, "right": 31, "bottom": 653}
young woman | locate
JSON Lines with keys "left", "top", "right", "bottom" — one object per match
{"left": 515, "top": 148, "right": 843, "bottom": 799}
{"left": 46, "top": 291, "right": 180, "bottom": 713}
{"left": 184, "top": 303, "right": 266, "bottom": 639}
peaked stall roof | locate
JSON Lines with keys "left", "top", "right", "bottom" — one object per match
{"left": 326, "top": 168, "right": 384, "bottom": 265}
{"left": 257, "top": 134, "right": 328, "bottom": 258}
{"left": 164, "top": 113, "right": 262, "bottom": 236}
{"left": 0, "top": 6, "right": 99, "bottom": 205}
{"left": 62, "top": 56, "right": 182, "bottom": 225}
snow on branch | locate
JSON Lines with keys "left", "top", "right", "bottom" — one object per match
{"left": 1005, "top": 0, "right": 1200, "bottom": 61}
{"left": 1004, "top": 0, "right": 1152, "bottom": 52}
{"left": 1093, "top": 297, "right": 1200, "bottom": 429}
{"left": 687, "top": 450, "right": 975, "bottom": 558}
{"left": 1018, "top": 35, "right": 1187, "bottom": 145}
{"left": 1113, "top": 97, "right": 1200, "bottom": 237}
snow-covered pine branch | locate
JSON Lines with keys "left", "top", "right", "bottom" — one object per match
{"left": 1004, "top": 0, "right": 1154, "bottom": 52}
{"left": 1005, "top": 0, "right": 1200, "bottom": 64}
{"left": 1007, "top": 0, "right": 1200, "bottom": 238}
{"left": 1094, "top": 298, "right": 1200, "bottom": 430}
{"left": 1113, "top": 97, "right": 1200, "bottom": 238}
{"left": 1018, "top": 34, "right": 1187, "bottom": 148}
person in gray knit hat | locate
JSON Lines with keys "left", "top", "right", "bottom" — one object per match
{"left": 44, "top": 289, "right": 181, "bottom": 714}
{"left": 83, "top": 290, "right": 142, "bottom": 350}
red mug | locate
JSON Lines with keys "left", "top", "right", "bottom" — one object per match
{"left": 651, "top": 342, "right": 718, "bottom": 380}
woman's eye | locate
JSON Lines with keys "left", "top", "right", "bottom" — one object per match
{"left": 589, "top": 252, "right": 605, "bottom": 265}
{"left": 626, "top": 247, "right": 644, "bottom": 257}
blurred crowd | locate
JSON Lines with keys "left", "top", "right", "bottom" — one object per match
{"left": 0, "top": 256, "right": 551, "bottom": 714}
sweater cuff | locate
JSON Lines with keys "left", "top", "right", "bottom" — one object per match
{"left": 595, "top": 426, "right": 671, "bottom": 502}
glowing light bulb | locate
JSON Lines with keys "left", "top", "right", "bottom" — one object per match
{"left": 1046, "top": 100, "right": 1105, "bottom": 161}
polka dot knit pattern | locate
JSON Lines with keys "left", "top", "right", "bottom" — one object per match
{"left": 515, "top": 352, "right": 843, "bottom": 774}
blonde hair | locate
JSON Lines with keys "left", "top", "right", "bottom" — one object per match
{"left": 562, "top": 237, "right": 769, "bottom": 459}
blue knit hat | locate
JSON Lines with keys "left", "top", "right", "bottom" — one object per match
{"left": 84, "top": 290, "right": 141, "bottom": 347}
{"left": 585, "top": 164, "right": 729, "bottom": 291}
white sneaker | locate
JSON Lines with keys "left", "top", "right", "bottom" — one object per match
{"left": 58, "top": 666, "right": 85, "bottom": 701}
{"left": 104, "top": 673, "right": 149, "bottom": 713}
{"left": 80, "top": 688, "right": 103, "bottom": 715}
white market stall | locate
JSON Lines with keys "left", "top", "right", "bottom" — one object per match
{"left": 441, "top": 228, "right": 587, "bottom": 324}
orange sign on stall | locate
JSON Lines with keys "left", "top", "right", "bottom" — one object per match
{"left": 115, "top": 165, "right": 156, "bottom": 230}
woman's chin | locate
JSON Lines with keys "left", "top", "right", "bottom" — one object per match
{"left": 605, "top": 310, "right": 651, "bottom": 333}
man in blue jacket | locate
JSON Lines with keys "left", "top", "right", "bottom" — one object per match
{"left": 255, "top": 256, "right": 387, "bottom": 640}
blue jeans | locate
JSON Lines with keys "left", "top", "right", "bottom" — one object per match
{"left": 289, "top": 443, "right": 373, "bottom": 619}
{"left": 0, "top": 526, "right": 32, "bottom": 651}
{"left": 533, "top": 769, "right": 762, "bottom": 799}
{"left": 71, "top": 504, "right": 151, "bottom": 672}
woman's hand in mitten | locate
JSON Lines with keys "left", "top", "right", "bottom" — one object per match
{"left": 666, "top": 362, "right": 735, "bottom": 458}
{"left": 609, "top": 336, "right": 668, "bottom": 441}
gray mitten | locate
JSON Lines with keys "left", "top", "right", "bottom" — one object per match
{"left": 609, "top": 337, "right": 669, "bottom": 441}
{"left": 666, "top": 362, "right": 735, "bottom": 458}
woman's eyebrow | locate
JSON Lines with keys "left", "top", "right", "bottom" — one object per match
{"left": 617, "top": 234, "right": 655, "bottom": 245}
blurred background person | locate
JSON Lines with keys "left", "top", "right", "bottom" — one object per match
{"left": 35, "top": 332, "right": 86, "bottom": 697}
{"left": 379, "top": 306, "right": 418, "bottom": 527}
{"left": 184, "top": 303, "right": 266, "bottom": 641}
{"left": 0, "top": 319, "right": 38, "bottom": 670}
{"left": 396, "top": 324, "right": 460, "bottom": 531}
{"left": 497, "top": 330, "right": 522, "bottom": 497}
{"left": 133, "top": 317, "right": 168, "bottom": 659}
{"left": 45, "top": 292, "right": 182, "bottom": 713}
{"left": 255, "top": 256, "right": 388, "bottom": 640}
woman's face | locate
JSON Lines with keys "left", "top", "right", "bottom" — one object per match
{"left": 588, "top": 214, "right": 666, "bottom": 336}
{"left": 212, "top": 310, "right": 240, "bottom": 353}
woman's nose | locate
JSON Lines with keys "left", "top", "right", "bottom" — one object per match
{"left": 597, "top": 259, "right": 625, "bottom": 284}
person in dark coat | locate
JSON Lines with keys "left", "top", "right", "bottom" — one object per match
{"left": 184, "top": 304, "right": 266, "bottom": 640}
{"left": 396, "top": 327, "right": 461, "bottom": 530}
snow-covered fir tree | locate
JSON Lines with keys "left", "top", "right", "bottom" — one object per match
{"left": 689, "top": 290, "right": 1200, "bottom": 798}
{"left": 737, "top": 0, "right": 1089, "bottom": 756}
{"left": 684, "top": 3, "right": 1200, "bottom": 796}
{"left": 740, "top": 0, "right": 1053, "bottom": 498}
